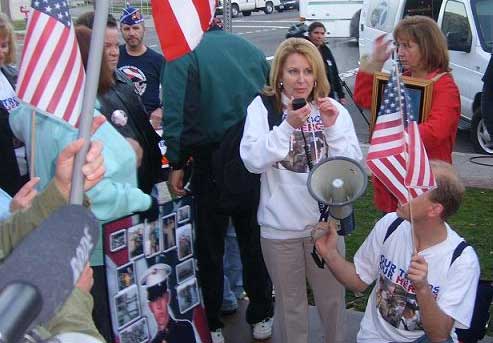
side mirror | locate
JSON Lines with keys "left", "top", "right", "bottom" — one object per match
{"left": 446, "top": 31, "right": 471, "bottom": 53}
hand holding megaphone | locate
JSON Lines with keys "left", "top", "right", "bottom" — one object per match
{"left": 311, "top": 221, "right": 339, "bottom": 262}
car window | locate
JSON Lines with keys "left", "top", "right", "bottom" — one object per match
{"left": 442, "top": 0, "right": 472, "bottom": 49}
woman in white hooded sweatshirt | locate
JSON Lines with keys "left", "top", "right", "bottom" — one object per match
{"left": 240, "top": 38, "right": 362, "bottom": 343}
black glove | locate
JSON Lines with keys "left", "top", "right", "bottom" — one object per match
{"left": 140, "top": 196, "right": 159, "bottom": 222}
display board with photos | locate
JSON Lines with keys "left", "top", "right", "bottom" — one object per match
{"left": 103, "top": 196, "right": 211, "bottom": 343}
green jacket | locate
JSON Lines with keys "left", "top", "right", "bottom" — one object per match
{"left": 0, "top": 182, "right": 105, "bottom": 342}
{"left": 161, "top": 29, "right": 269, "bottom": 168}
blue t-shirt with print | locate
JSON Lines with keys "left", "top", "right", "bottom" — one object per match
{"left": 118, "top": 46, "right": 164, "bottom": 114}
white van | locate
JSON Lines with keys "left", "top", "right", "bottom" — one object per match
{"left": 359, "top": 0, "right": 492, "bottom": 154}
{"left": 299, "top": 0, "right": 363, "bottom": 38}
{"left": 216, "top": 0, "right": 281, "bottom": 17}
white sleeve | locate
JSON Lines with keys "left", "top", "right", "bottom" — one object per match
{"left": 240, "top": 96, "right": 296, "bottom": 174}
{"left": 354, "top": 214, "right": 396, "bottom": 285}
{"left": 323, "top": 100, "right": 362, "bottom": 161}
{"left": 438, "top": 247, "right": 480, "bottom": 329}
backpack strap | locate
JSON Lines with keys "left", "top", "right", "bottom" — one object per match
{"left": 260, "top": 94, "right": 283, "bottom": 130}
{"left": 383, "top": 217, "right": 405, "bottom": 243}
{"left": 450, "top": 241, "right": 470, "bottom": 267}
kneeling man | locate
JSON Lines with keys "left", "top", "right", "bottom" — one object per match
{"left": 315, "top": 161, "right": 480, "bottom": 343}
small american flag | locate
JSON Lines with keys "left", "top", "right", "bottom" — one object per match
{"left": 151, "top": 0, "right": 215, "bottom": 61}
{"left": 16, "top": 0, "right": 84, "bottom": 127}
{"left": 367, "top": 66, "right": 436, "bottom": 205}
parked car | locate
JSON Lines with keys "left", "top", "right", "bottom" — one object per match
{"left": 278, "top": 0, "right": 299, "bottom": 11}
{"left": 216, "top": 0, "right": 281, "bottom": 17}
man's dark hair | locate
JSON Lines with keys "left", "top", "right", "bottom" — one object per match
{"left": 308, "top": 21, "right": 326, "bottom": 34}
{"left": 75, "top": 11, "right": 118, "bottom": 29}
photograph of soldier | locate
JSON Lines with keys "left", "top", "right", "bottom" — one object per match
{"left": 175, "top": 259, "right": 195, "bottom": 284}
{"left": 176, "top": 224, "right": 193, "bottom": 261}
{"left": 177, "top": 205, "right": 191, "bottom": 223}
{"left": 177, "top": 278, "right": 200, "bottom": 314}
{"left": 110, "top": 229, "right": 127, "bottom": 252}
{"left": 114, "top": 285, "right": 141, "bottom": 329}
{"left": 128, "top": 224, "right": 144, "bottom": 260}
{"left": 398, "top": 299, "right": 421, "bottom": 331}
{"left": 144, "top": 220, "right": 162, "bottom": 257}
{"left": 162, "top": 213, "right": 177, "bottom": 251}
{"left": 140, "top": 263, "right": 197, "bottom": 343}
{"left": 117, "top": 262, "right": 135, "bottom": 291}
{"left": 119, "top": 317, "right": 149, "bottom": 343}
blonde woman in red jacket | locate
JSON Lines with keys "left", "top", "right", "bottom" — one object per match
{"left": 354, "top": 15, "right": 461, "bottom": 213}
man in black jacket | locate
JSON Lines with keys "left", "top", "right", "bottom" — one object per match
{"left": 307, "top": 22, "right": 348, "bottom": 105}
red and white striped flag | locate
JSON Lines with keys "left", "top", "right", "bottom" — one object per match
{"left": 367, "top": 67, "right": 436, "bottom": 205}
{"left": 151, "top": 0, "right": 216, "bottom": 61}
{"left": 16, "top": 0, "right": 84, "bottom": 127}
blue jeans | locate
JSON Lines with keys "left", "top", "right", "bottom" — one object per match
{"left": 222, "top": 225, "right": 244, "bottom": 310}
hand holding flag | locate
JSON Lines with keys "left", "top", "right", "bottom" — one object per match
{"left": 366, "top": 64, "right": 436, "bottom": 205}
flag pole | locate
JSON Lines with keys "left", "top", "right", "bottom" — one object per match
{"left": 69, "top": 0, "right": 109, "bottom": 205}
{"left": 394, "top": 62, "right": 417, "bottom": 253}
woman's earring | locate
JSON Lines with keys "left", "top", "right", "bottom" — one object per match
{"left": 314, "top": 80, "right": 318, "bottom": 88}
{"left": 279, "top": 81, "right": 284, "bottom": 89}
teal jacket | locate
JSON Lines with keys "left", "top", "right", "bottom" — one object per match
{"left": 161, "top": 29, "right": 269, "bottom": 168}
{"left": 9, "top": 104, "right": 151, "bottom": 265}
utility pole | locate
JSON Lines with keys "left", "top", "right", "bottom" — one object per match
{"left": 223, "top": 0, "right": 232, "bottom": 33}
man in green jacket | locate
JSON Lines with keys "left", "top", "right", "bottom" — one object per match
{"left": 161, "top": 25, "right": 273, "bottom": 343}
{"left": 1, "top": 121, "right": 106, "bottom": 342}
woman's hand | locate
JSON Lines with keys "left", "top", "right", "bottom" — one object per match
{"left": 286, "top": 98, "right": 311, "bottom": 129}
{"left": 360, "top": 33, "right": 393, "bottom": 73}
{"left": 372, "top": 33, "right": 393, "bottom": 65}
{"left": 10, "top": 177, "right": 40, "bottom": 212}
{"left": 317, "top": 97, "right": 339, "bottom": 127}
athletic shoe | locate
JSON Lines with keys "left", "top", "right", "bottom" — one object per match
{"left": 210, "top": 329, "right": 225, "bottom": 343}
{"left": 252, "top": 317, "right": 273, "bottom": 340}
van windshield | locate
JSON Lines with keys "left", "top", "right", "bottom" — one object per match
{"left": 472, "top": 0, "right": 493, "bottom": 53}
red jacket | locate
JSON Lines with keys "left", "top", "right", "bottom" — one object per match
{"left": 354, "top": 70, "right": 461, "bottom": 212}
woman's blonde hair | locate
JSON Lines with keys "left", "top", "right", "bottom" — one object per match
{"left": 0, "top": 13, "right": 16, "bottom": 65}
{"left": 264, "top": 38, "right": 330, "bottom": 112}
{"left": 394, "top": 15, "right": 450, "bottom": 73}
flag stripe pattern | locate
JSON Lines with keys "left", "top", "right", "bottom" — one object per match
{"left": 367, "top": 67, "right": 436, "bottom": 205}
{"left": 152, "top": 0, "right": 215, "bottom": 61}
{"left": 17, "top": 0, "right": 84, "bottom": 127}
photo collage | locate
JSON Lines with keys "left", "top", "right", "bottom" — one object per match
{"left": 103, "top": 196, "right": 208, "bottom": 343}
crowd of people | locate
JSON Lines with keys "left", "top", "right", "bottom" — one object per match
{"left": 0, "top": 4, "right": 489, "bottom": 343}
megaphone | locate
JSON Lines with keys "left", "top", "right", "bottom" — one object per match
{"left": 307, "top": 156, "right": 367, "bottom": 232}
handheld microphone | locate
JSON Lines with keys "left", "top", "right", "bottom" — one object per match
{"left": 292, "top": 98, "right": 307, "bottom": 111}
{"left": 0, "top": 205, "right": 99, "bottom": 340}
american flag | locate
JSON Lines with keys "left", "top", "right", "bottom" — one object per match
{"left": 367, "top": 67, "right": 436, "bottom": 205}
{"left": 16, "top": 0, "right": 84, "bottom": 127}
{"left": 151, "top": 0, "right": 216, "bottom": 61}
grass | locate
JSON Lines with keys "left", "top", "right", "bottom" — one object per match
{"left": 341, "top": 180, "right": 493, "bottom": 312}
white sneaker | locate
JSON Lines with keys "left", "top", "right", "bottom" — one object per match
{"left": 252, "top": 317, "right": 273, "bottom": 340}
{"left": 210, "top": 329, "right": 225, "bottom": 343}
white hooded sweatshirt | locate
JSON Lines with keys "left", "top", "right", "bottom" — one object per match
{"left": 240, "top": 95, "right": 362, "bottom": 239}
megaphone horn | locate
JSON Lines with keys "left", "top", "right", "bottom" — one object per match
{"left": 307, "top": 157, "right": 367, "bottom": 220}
